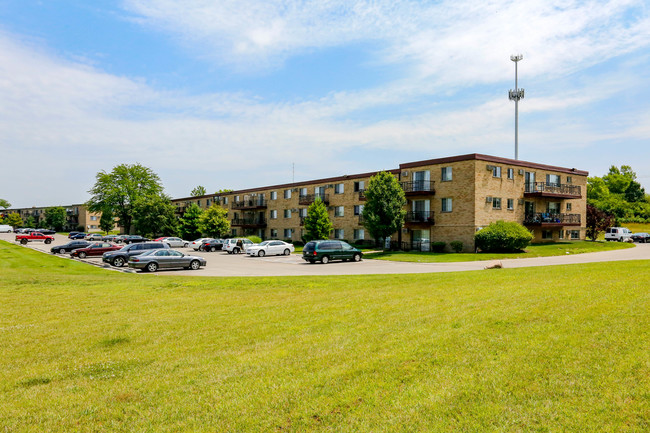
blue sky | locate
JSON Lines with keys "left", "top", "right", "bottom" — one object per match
{"left": 1, "top": 0, "right": 650, "bottom": 208}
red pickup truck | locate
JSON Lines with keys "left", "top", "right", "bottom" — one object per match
{"left": 15, "top": 232, "right": 55, "bottom": 245}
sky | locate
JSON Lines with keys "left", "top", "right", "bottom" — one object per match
{"left": 1, "top": 0, "right": 650, "bottom": 208}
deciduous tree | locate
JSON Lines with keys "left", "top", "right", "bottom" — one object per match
{"left": 44, "top": 206, "right": 66, "bottom": 231}
{"left": 586, "top": 204, "right": 615, "bottom": 241}
{"left": 198, "top": 204, "right": 230, "bottom": 238}
{"left": 132, "top": 194, "right": 179, "bottom": 238}
{"left": 6, "top": 213, "right": 22, "bottom": 228}
{"left": 179, "top": 203, "right": 203, "bottom": 240}
{"left": 303, "top": 197, "right": 332, "bottom": 242}
{"left": 99, "top": 208, "right": 115, "bottom": 234}
{"left": 191, "top": 185, "right": 207, "bottom": 197}
{"left": 361, "top": 171, "right": 406, "bottom": 245}
{"left": 0, "top": 199, "right": 10, "bottom": 209}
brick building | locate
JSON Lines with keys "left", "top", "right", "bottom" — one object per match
{"left": 171, "top": 153, "right": 588, "bottom": 251}
{"left": 2, "top": 205, "right": 104, "bottom": 232}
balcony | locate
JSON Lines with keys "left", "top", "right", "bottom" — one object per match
{"left": 524, "top": 213, "right": 581, "bottom": 227}
{"left": 232, "top": 198, "right": 267, "bottom": 210}
{"left": 299, "top": 193, "right": 329, "bottom": 205}
{"left": 400, "top": 181, "right": 435, "bottom": 196}
{"left": 404, "top": 211, "right": 435, "bottom": 225}
{"left": 524, "top": 182, "right": 581, "bottom": 199}
{"left": 231, "top": 216, "right": 267, "bottom": 228}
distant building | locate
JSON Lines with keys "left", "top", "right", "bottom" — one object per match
{"left": 2, "top": 204, "right": 105, "bottom": 232}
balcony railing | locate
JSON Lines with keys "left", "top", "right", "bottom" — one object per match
{"left": 231, "top": 216, "right": 267, "bottom": 227}
{"left": 358, "top": 189, "right": 366, "bottom": 201}
{"left": 232, "top": 198, "right": 267, "bottom": 210}
{"left": 524, "top": 213, "right": 581, "bottom": 226}
{"left": 299, "top": 193, "right": 329, "bottom": 205}
{"left": 524, "top": 182, "right": 581, "bottom": 198}
{"left": 400, "top": 180, "right": 435, "bottom": 195}
{"left": 357, "top": 214, "right": 365, "bottom": 225}
{"left": 404, "top": 211, "right": 435, "bottom": 224}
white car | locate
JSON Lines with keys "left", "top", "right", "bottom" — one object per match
{"left": 246, "top": 240, "right": 295, "bottom": 257}
{"left": 190, "top": 238, "right": 211, "bottom": 250}
{"left": 161, "top": 237, "right": 189, "bottom": 248}
{"left": 223, "top": 238, "right": 254, "bottom": 254}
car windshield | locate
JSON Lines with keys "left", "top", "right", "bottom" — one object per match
{"left": 258, "top": 241, "right": 271, "bottom": 246}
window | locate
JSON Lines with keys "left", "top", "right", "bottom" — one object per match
{"left": 507, "top": 199, "right": 514, "bottom": 210}
{"left": 354, "top": 181, "right": 365, "bottom": 192}
{"left": 234, "top": 196, "right": 240, "bottom": 202}
{"left": 299, "top": 208, "right": 308, "bottom": 218}
{"left": 270, "top": 210, "right": 278, "bottom": 219}
{"left": 223, "top": 197, "right": 228, "bottom": 205}
{"left": 548, "top": 202, "right": 561, "bottom": 214}
{"left": 507, "top": 168, "right": 514, "bottom": 179}
{"left": 315, "top": 186, "right": 325, "bottom": 195}
{"left": 566, "top": 203, "right": 572, "bottom": 211}
{"left": 354, "top": 229, "right": 365, "bottom": 240}
{"left": 300, "top": 187, "right": 307, "bottom": 196}
{"left": 566, "top": 176, "right": 573, "bottom": 184}
{"left": 284, "top": 209, "right": 291, "bottom": 218}
{"left": 231, "top": 228, "right": 237, "bottom": 236}
{"left": 197, "top": 200, "right": 201, "bottom": 207}
{"left": 284, "top": 228, "right": 293, "bottom": 239}
{"left": 335, "top": 183, "right": 344, "bottom": 194}
{"left": 284, "top": 189, "right": 291, "bottom": 199}
{"left": 493, "top": 198, "right": 502, "bottom": 209}
{"left": 441, "top": 198, "right": 452, "bottom": 213}
{"left": 90, "top": 216, "right": 97, "bottom": 221}
{"left": 542, "top": 230, "right": 553, "bottom": 239}
{"left": 492, "top": 166, "right": 501, "bottom": 178}
{"left": 335, "top": 206, "right": 344, "bottom": 217}
{"left": 546, "top": 174, "right": 561, "bottom": 186}
{"left": 559, "top": 230, "right": 565, "bottom": 239}
{"left": 441, "top": 167, "right": 452, "bottom": 182}
{"left": 270, "top": 191, "right": 277, "bottom": 200}
{"left": 334, "top": 229, "right": 344, "bottom": 239}
{"left": 270, "top": 229, "right": 278, "bottom": 238}
{"left": 354, "top": 205, "right": 364, "bottom": 215}
{"left": 570, "top": 230, "right": 580, "bottom": 239}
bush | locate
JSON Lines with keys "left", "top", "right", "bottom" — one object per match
{"left": 474, "top": 221, "right": 533, "bottom": 253}
{"left": 431, "top": 241, "right": 446, "bottom": 253}
{"left": 246, "top": 235, "right": 262, "bottom": 244}
{"left": 450, "top": 241, "right": 463, "bottom": 253}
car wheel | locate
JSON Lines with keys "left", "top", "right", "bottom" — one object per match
{"left": 20, "top": 239, "right": 27, "bottom": 245}
{"left": 45, "top": 239, "right": 52, "bottom": 244}
{"left": 353, "top": 253, "right": 361, "bottom": 262}
{"left": 146, "top": 262, "right": 158, "bottom": 272}
{"left": 78, "top": 251, "right": 87, "bottom": 259}
{"left": 234, "top": 247, "right": 240, "bottom": 254}
{"left": 321, "top": 255, "right": 329, "bottom": 264}
{"left": 189, "top": 260, "right": 200, "bottom": 270}
{"left": 283, "top": 249, "right": 290, "bottom": 256}
{"left": 184, "top": 242, "right": 189, "bottom": 248}
{"left": 58, "top": 248, "right": 66, "bottom": 254}
{"left": 227, "top": 251, "right": 233, "bottom": 254}
{"left": 112, "top": 257, "right": 125, "bottom": 267}
{"left": 258, "top": 250, "right": 265, "bottom": 257}
{"left": 210, "top": 246, "right": 217, "bottom": 252}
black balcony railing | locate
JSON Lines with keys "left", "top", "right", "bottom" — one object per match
{"left": 404, "top": 211, "right": 435, "bottom": 224}
{"left": 524, "top": 182, "right": 581, "bottom": 197}
{"left": 358, "top": 189, "right": 366, "bottom": 200}
{"left": 400, "top": 180, "right": 435, "bottom": 195}
{"left": 524, "top": 213, "right": 581, "bottom": 226}
{"left": 232, "top": 198, "right": 267, "bottom": 210}
{"left": 299, "top": 193, "right": 329, "bottom": 205}
{"left": 231, "top": 216, "right": 267, "bottom": 227}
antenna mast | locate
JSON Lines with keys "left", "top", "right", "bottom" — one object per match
{"left": 508, "top": 55, "right": 525, "bottom": 160}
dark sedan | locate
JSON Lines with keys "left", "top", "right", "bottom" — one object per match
{"left": 69, "top": 232, "right": 87, "bottom": 240}
{"left": 70, "top": 242, "right": 121, "bottom": 259}
{"left": 631, "top": 232, "right": 650, "bottom": 243}
{"left": 201, "top": 239, "right": 224, "bottom": 252}
{"left": 51, "top": 240, "right": 91, "bottom": 254}
{"left": 128, "top": 249, "right": 206, "bottom": 272}
{"left": 122, "top": 235, "right": 150, "bottom": 244}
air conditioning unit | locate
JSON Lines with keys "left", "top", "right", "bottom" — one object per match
{"left": 327, "top": 206, "right": 335, "bottom": 211}
{"left": 486, "top": 165, "right": 495, "bottom": 171}
{"left": 518, "top": 169, "right": 524, "bottom": 175}
{"left": 290, "top": 208, "right": 298, "bottom": 212}
{"left": 326, "top": 184, "right": 334, "bottom": 188}
{"left": 486, "top": 196, "right": 493, "bottom": 203}
{"left": 518, "top": 199, "right": 525, "bottom": 205}
{"left": 402, "top": 171, "right": 409, "bottom": 177}
{"left": 291, "top": 188, "right": 299, "bottom": 192}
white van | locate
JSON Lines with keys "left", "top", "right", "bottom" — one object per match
{"left": 0, "top": 225, "right": 13, "bottom": 233}
{"left": 604, "top": 227, "right": 632, "bottom": 242}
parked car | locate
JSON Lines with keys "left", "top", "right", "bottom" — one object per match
{"left": 128, "top": 249, "right": 206, "bottom": 272}
{"left": 246, "top": 240, "right": 294, "bottom": 257}
{"left": 113, "top": 235, "right": 129, "bottom": 243}
{"left": 86, "top": 233, "right": 104, "bottom": 241}
{"left": 631, "top": 232, "right": 650, "bottom": 243}
{"left": 122, "top": 235, "right": 150, "bottom": 244}
{"left": 38, "top": 228, "right": 56, "bottom": 235}
{"left": 604, "top": 227, "right": 633, "bottom": 242}
{"left": 70, "top": 242, "right": 121, "bottom": 259}
{"left": 102, "top": 242, "right": 170, "bottom": 267}
{"left": 69, "top": 232, "right": 87, "bottom": 240}
{"left": 190, "top": 238, "right": 211, "bottom": 251}
{"left": 223, "top": 238, "right": 254, "bottom": 254}
{"left": 302, "top": 240, "right": 362, "bottom": 264}
{"left": 103, "top": 234, "right": 120, "bottom": 242}
{"left": 161, "top": 237, "right": 189, "bottom": 248}
{"left": 68, "top": 231, "right": 82, "bottom": 238}
{"left": 0, "top": 224, "right": 13, "bottom": 233}
{"left": 15, "top": 231, "right": 54, "bottom": 245}
{"left": 202, "top": 239, "right": 224, "bottom": 252}
{"left": 51, "top": 240, "right": 92, "bottom": 254}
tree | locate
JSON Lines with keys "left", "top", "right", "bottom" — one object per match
{"left": 179, "top": 203, "right": 203, "bottom": 240}
{"left": 191, "top": 185, "right": 207, "bottom": 197}
{"left": 198, "top": 204, "right": 230, "bottom": 237}
{"left": 24, "top": 215, "right": 36, "bottom": 228}
{"left": 87, "top": 163, "right": 163, "bottom": 234}
{"left": 44, "top": 206, "right": 66, "bottom": 231}
{"left": 132, "top": 194, "right": 179, "bottom": 238}
{"left": 6, "top": 213, "right": 22, "bottom": 228}
{"left": 303, "top": 197, "right": 333, "bottom": 242}
{"left": 0, "top": 199, "right": 10, "bottom": 209}
{"left": 215, "top": 189, "right": 233, "bottom": 194}
{"left": 99, "top": 208, "right": 115, "bottom": 234}
{"left": 586, "top": 204, "right": 615, "bottom": 241}
{"left": 361, "top": 171, "right": 406, "bottom": 244}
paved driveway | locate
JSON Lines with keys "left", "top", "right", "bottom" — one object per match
{"left": 3, "top": 233, "right": 649, "bottom": 277}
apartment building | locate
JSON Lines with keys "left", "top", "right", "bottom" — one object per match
{"left": 172, "top": 153, "right": 587, "bottom": 252}
{"left": 2, "top": 205, "right": 104, "bottom": 232}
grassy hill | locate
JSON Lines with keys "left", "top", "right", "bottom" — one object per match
{"left": 1, "top": 241, "right": 648, "bottom": 432}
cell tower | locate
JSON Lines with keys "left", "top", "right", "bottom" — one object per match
{"left": 508, "top": 55, "right": 525, "bottom": 160}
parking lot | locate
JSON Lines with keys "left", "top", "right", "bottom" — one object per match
{"left": 3, "top": 232, "right": 650, "bottom": 276}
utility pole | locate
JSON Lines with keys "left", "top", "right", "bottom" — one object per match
{"left": 508, "top": 55, "right": 525, "bottom": 160}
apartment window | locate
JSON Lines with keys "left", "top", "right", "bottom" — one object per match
{"left": 335, "top": 183, "right": 344, "bottom": 194}
{"left": 559, "top": 230, "right": 565, "bottom": 240}
{"left": 441, "top": 198, "right": 452, "bottom": 213}
{"left": 567, "top": 176, "right": 573, "bottom": 184}
{"left": 570, "top": 230, "right": 580, "bottom": 239}
{"left": 335, "top": 206, "right": 344, "bottom": 217}
{"left": 334, "top": 229, "right": 344, "bottom": 239}
{"left": 548, "top": 202, "right": 561, "bottom": 214}
{"left": 566, "top": 203, "right": 572, "bottom": 211}
{"left": 284, "top": 228, "right": 293, "bottom": 239}
{"left": 315, "top": 186, "right": 325, "bottom": 195}
{"left": 223, "top": 197, "right": 228, "bottom": 205}
{"left": 231, "top": 228, "right": 237, "bottom": 236}
{"left": 507, "top": 199, "right": 514, "bottom": 210}
{"left": 354, "top": 205, "right": 364, "bottom": 215}
{"left": 270, "top": 210, "right": 278, "bottom": 219}
{"left": 206, "top": 198, "right": 212, "bottom": 206}
{"left": 197, "top": 200, "right": 202, "bottom": 207}
{"left": 441, "top": 167, "right": 452, "bottom": 182}
{"left": 90, "top": 225, "right": 97, "bottom": 229}
{"left": 234, "top": 196, "right": 240, "bottom": 203}
{"left": 270, "top": 229, "right": 278, "bottom": 238}
{"left": 542, "top": 230, "right": 553, "bottom": 239}
{"left": 90, "top": 216, "right": 97, "bottom": 221}
{"left": 507, "top": 168, "right": 514, "bottom": 179}
{"left": 354, "top": 181, "right": 365, "bottom": 192}
{"left": 493, "top": 198, "right": 502, "bottom": 209}
{"left": 300, "top": 187, "right": 307, "bottom": 196}
{"left": 284, "top": 189, "right": 292, "bottom": 199}
{"left": 546, "top": 174, "right": 561, "bottom": 186}
{"left": 284, "top": 209, "right": 291, "bottom": 219}
{"left": 492, "top": 166, "right": 502, "bottom": 178}
{"left": 270, "top": 191, "right": 277, "bottom": 200}
{"left": 354, "top": 229, "right": 365, "bottom": 240}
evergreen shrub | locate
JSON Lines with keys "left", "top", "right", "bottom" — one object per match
{"left": 474, "top": 221, "right": 533, "bottom": 252}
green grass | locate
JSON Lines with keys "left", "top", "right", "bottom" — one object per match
{"left": 1, "top": 241, "right": 649, "bottom": 432}
{"left": 364, "top": 240, "right": 635, "bottom": 262}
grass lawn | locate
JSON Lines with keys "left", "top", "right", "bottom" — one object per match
{"left": 1, "top": 241, "right": 649, "bottom": 432}
{"left": 364, "top": 240, "right": 635, "bottom": 263}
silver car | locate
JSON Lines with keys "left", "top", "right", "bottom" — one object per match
{"left": 161, "top": 237, "right": 190, "bottom": 248}
{"left": 128, "top": 249, "right": 206, "bottom": 272}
